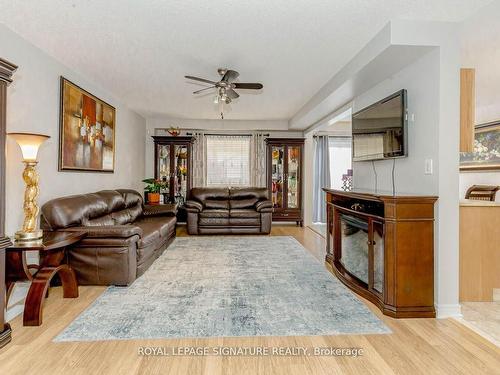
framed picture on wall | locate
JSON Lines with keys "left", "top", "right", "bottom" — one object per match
{"left": 460, "top": 120, "right": 500, "bottom": 171}
{"left": 59, "top": 77, "right": 116, "bottom": 172}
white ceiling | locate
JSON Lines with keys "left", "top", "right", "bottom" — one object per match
{"left": 0, "top": 0, "right": 491, "bottom": 121}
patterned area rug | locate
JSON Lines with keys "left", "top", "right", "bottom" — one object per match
{"left": 55, "top": 236, "right": 389, "bottom": 342}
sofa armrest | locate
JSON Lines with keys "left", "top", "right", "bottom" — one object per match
{"left": 143, "top": 204, "right": 177, "bottom": 217}
{"left": 62, "top": 225, "right": 143, "bottom": 239}
{"left": 185, "top": 200, "right": 203, "bottom": 212}
{"left": 255, "top": 200, "right": 273, "bottom": 212}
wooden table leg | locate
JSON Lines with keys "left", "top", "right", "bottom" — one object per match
{"left": 23, "top": 248, "right": 78, "bottom": 326}
{"left": 5, "top": 251, "right": 32, "bottom": 307}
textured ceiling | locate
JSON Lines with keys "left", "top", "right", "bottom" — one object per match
{"left": 0, "top": 0, "right": 491, "bottom": 121}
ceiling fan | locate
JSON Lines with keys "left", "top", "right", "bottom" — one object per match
{"left": 185, "top": 68, "right": 263, "bottom": 118}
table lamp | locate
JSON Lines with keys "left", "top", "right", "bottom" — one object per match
{"left": 8, "top": 132, "right": 50, "bottom": 241}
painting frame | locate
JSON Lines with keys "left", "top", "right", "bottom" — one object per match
{"left": 59, "top": 77, "right": 116, "bottom": 173}
{"left": 460, "top": 120, "right": 500, "bottom": 171}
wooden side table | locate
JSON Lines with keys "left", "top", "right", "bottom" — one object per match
{"left": 5, "top": 231, "right": 86, "bottom": 326}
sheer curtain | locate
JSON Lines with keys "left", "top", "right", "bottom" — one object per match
{"left": 191, "top": 131, "right": 206, "bottom": 187}
{"left": 250, "top": 132, "right": 267, "bottom": 187}
{"left": 312, "top": 135, "right": 331, "bottom": 223}
{"left": 206, "top": 135, "right": 251, "bottom": 187}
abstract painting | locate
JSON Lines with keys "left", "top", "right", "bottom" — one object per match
{"left": 460, "top": 120, "right": 500, "bottom": 171}
{"left": 59, "top": 77, "right": 115, "bottom": 172}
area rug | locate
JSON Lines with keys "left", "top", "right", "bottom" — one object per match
{"left": 54, "top": 236, "right": 389, "bottom": 342}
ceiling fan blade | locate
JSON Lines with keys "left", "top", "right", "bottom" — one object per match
{"left": 222, "top": 70, "right": 239, "bottom": 82}
{"left": 226, "top": 88, "right": 239, "bottom": 99}
{"left": 233, "top": 82, "right": 263, "bottom": 90}
{"left": 193, "top": 86, "right": 215, "bottom": 94}
{"left": 185, "top": 75, "right": 217, "bottom": 85}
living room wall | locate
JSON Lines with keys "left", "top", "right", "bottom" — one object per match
{"left": 1, "top": 25, "right": 146, "bottom": 236}
{"left": 352, "top": 49, "right": 440, "bottom": 195}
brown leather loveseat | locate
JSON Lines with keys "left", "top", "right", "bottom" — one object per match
{"left": 41, "top": 189, "right": 177, "bottom": 286}
{"left": 185, "top": 187, "right": 273, "bottom": 235}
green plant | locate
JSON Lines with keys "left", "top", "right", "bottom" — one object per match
{"left": 142, "top": 178, "right": 168, "bottom": 193}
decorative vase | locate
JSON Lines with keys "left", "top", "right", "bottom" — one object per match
{"left": 167, "top": 126, "right": 180, "bottom": 136}
{"left": 148, "top": 192, "right": 160, "bottom": 204}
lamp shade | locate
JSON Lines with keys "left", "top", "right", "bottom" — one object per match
{"left": 8, "top": 132, "right": 50, "bottom": 162}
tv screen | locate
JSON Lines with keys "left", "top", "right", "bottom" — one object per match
{"left": 352, "top": 89, "right": 407, "bottom": 161}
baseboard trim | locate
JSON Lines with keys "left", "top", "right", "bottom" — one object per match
{"left": 493, "top": 289, "right": 500, "bottom": 302}
{"left": 436, "top": 304, "right": 462, "bottom": 319}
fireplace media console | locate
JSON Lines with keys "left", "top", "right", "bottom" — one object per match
{"left": 323, "top": 188, "right": 437, "bottom": 318}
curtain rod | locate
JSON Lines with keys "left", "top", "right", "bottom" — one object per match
{"left": 186, "top": 132, "right": 270, "bottom": 137}
{"left": 313, "top": 134, "right": 352, "bottom": 138}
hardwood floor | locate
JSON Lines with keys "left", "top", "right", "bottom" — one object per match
{"left": 0, "top": 225, "right": 499, "bottom": 375}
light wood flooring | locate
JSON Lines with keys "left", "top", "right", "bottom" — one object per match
{"left": 0, "top": 225, "right": 499, "bottom": 375}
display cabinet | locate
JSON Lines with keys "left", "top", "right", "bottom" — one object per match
{"left": 152, "top": 136, "right": 194, "bottom": 219}
{"left": 266, "top": 138, "right": 304, "bottom": 226}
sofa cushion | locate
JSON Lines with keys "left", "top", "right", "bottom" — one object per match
{"left": 94, "top": 190, "right": 126, "bottom": 212}
{"left": 190, "top": 187, "right": 230, "bottom": 202}
{"left": 199, "top": 217, "right": 230, "bottom": 226}
{"left": 135, "top": 217, "right": 173, "bottom": 239}
{"left": 117, "top": 189, "right": 143, "bottom": 208}
{"left": 199, "top": 209, "right": 230, "bottom": 218}
{"left": 229, "top": 218, "right": 260, "bottom": 226}
{"left": 229, "top": 198, "right": 258, "bottom": 209}
{"left": 84, "top": 215, "right": 115, "bottom": 226}
{"left": 204, "top": 199, "right": 230, "bottom": 210}
{"left": 41, "top": 194, "right": 108, "bottom": 229}
{"left": 230, "top": 187, "right": 268, "bottom": 200}
{"left": 230, "top": 209, "right": 260, "bottom": 218}
{"left": 41, "top": 189, "right": 144, "bottom": 230}
{"left": 134, "top": 219, "right": 162, "bottom": 248}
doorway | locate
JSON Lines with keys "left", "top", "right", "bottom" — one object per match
{"left": 309, "top": 111, "right": 352, "bottom": 238}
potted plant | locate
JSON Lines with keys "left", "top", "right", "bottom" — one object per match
{"left": 142, "top": 178, "right": 168, "bottom": 204}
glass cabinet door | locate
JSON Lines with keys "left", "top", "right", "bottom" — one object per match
{"left": 271, "top": 146, "right": 285, "bottom": 209}
{"left": 174, "top": 144, "right": 189, "bottom": 204}
{"left": 339, "top": 213, "right": 369, "bottom": 284}
{"left": 157, "top": 144, "right": 171, "bottom": 182}
{"left": 372, "top": 220, "right": 384, "bottom": 294}
{"left": 287, "top": 146, "right": 300, "bottom": 209}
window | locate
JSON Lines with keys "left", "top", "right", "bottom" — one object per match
{"left": 206, "top": 135, "right": 251, "bottom": 186}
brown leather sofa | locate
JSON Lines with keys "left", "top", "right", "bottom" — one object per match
{"left": 185, "top": 187, "right": 273, "bottom": 235}
{"left": 40, "top": 189, "right": 177, "bottom": 286}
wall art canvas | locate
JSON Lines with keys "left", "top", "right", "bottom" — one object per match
{"left": 59, "top": 77, "right": 115, "bottom": 172}
{"left": 460, "top": 120, "right": 500, "bottom": 171}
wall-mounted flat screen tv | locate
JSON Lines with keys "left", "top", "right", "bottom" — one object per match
{"left": 352, "top": 89, "right": 408, "bottom": 161}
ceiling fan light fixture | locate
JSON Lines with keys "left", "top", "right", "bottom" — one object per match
{"left": 185, "top": 68, "right": 263, "bottom": 118}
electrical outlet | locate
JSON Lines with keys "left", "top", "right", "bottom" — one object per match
{"left": 424, "top": 159, "right": 433, "bottom": 175}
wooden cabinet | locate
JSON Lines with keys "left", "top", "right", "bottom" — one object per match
{"left": 266, "top": 138, "right": 304, "bottom": 226}
{"left": 0, "top": 58, "right": 17, "bottom": 348}
{"left": 324, "top": 188, "right": 437, "bottom": 318}
{"left": 459, "top": 200, "right": 500, "bottom": 302}
{"left": 152, "top": 136, "right": 194, "bottom": 219}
